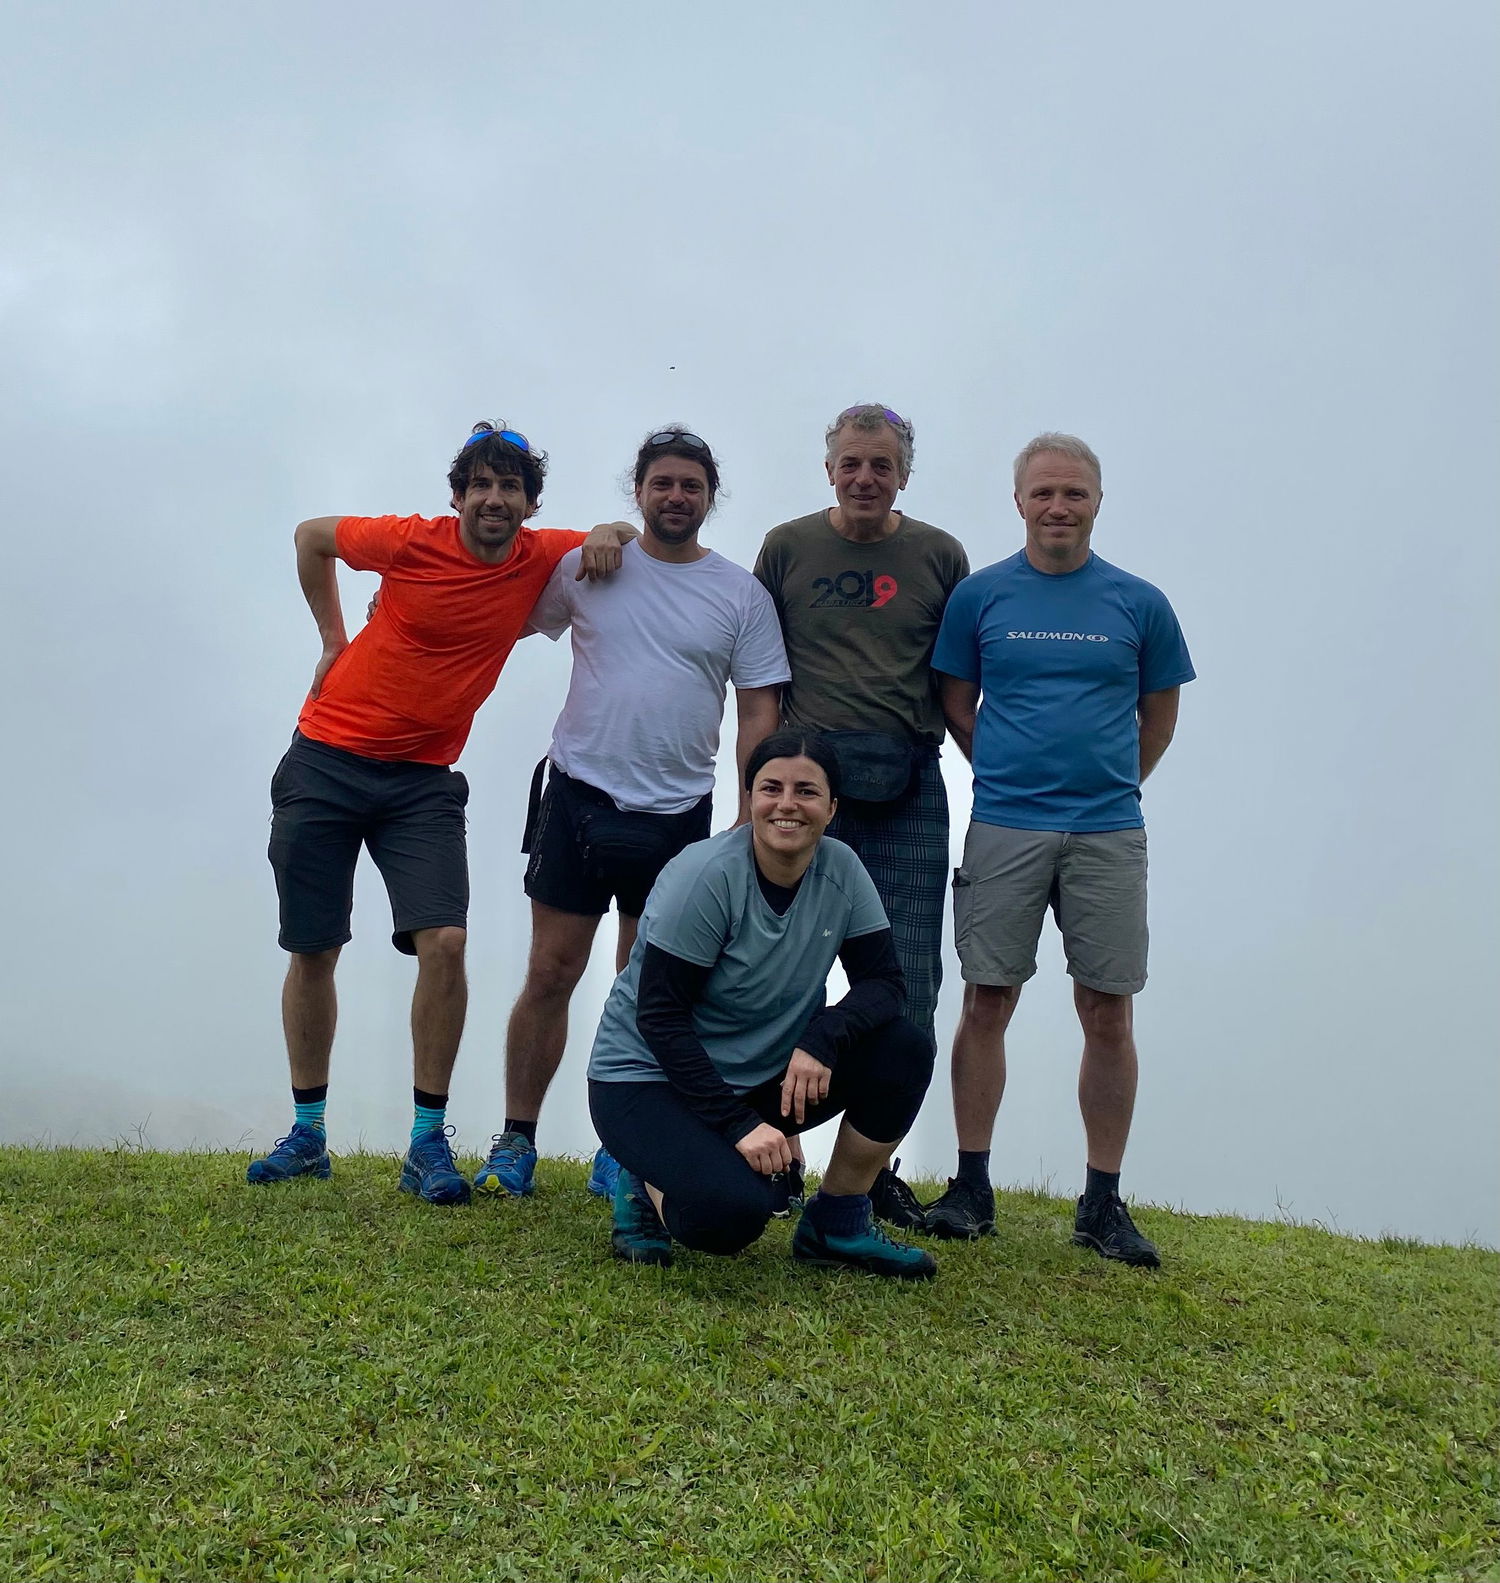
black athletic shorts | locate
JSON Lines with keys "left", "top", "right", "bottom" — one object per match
{"left": 522, "top": 762, "right": 712, "bottom": 920}
{"left": 268, "top": 732, "right": 469, "bottom": 956}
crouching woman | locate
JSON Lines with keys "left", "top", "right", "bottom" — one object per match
{"left": 587, "top": 730, "right": 936, "bottom": 1280}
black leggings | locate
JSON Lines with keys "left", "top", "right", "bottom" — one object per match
{"left": 589, "top": 1017, "right": 934, "bottom": 1257}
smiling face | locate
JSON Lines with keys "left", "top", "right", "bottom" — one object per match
{"left": 453, "top": 462, "right": 538, "bottom": 561}
{"left": 635, "top": 454, "right": 712, "bottom": 546}
{"left": 749, "top": 754, "right": 837, "bottom": 874}
{"left": 1015, "top": 451, "right": 1102, "bottom": 571}
{"left": 825, "top": 423, "right": 907, "bottom": 534}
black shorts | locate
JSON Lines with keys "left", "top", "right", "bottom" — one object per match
{"left": 268, "top": 732, "right": 469, "bottom": 956}
{"left": 522, "top": 762, "right": 712, "bottom": 920}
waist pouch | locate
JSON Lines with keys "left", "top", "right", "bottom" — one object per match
{"left": 823, "top": 731, "right": 921, "bottom": 804}
{"left": 524, "top": 760, "right": 708, "bottom": 875}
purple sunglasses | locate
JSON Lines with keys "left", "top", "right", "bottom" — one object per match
{"left": 840, "top": 404, "right": 909, "bottom": 428}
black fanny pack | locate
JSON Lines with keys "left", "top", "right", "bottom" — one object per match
{"left": 823, "top": 731, "right": 921, "bottom": 804}
{"left": 523, "top": 759, "right": 708, "bottom": 877}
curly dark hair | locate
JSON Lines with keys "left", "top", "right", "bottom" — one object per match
{"left": 447, "top": 421, "right": 549, "bottom": 505}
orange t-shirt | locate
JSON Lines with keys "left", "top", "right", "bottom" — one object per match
{"left": 296, "top": 514, "right": 586, "bottom": 764}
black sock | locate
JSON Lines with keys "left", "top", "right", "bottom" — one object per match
{"left": 414, "top": 1087, "right": 448, "bottom": 1111}
{"left": 1084, "top": 1164, "right": 1121, "bottom": 1203}
{"left": 504, "top": 1117, "right": 538, "bottom": 1146}
{"left": 291, "top": 1084, "right": 329, "bottom": 1104}
{"left": 957, "top": 1150, "right": 991, "bottom": 1188}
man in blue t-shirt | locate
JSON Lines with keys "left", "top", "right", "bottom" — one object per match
{"left": 927, "top": 433, "right": 1195, "bottom": 1266}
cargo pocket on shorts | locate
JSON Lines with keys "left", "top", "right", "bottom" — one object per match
{"left": 951, "top": 867, "right": 974, "bottom": 957}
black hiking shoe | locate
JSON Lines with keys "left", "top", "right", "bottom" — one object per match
{"left": 1072, "top": 1192, "right": 1160, "bottom": 1268}
{"left": 769, "top": 1159, "right": 806, "bottom": 1219}
{"left": 923, "top": 1176, "right": 996, "bottom": 1240}
{"left": 868, "top": 1159, "right": 928, "bottom": 1232}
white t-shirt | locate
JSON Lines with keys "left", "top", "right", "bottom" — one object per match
{"left": 528, "top": 540, "right": 791, "bottom": 813}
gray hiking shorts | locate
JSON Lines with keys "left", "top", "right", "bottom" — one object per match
{"left": 952, "top": 822, "right": 1149, "bottom": 995}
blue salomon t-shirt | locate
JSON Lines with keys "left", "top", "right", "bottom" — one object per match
{"left": 932, "top": 551, "right": 1195, "bottom": 832}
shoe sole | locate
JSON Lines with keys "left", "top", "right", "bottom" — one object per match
{"left": 473, "top": 1175, "right": 535, "bottom": 1197}
{"left": 246, "top": 1159, "right": 332, "bottom": 1184}
{"left": 792, "top": 1250, "right": 937, "bottom": 1281}
{"left": 1072, "top": 1230, "right": 1160, "bottom": 1268}
{"left": 399, "top": 1173, "right": 472, "bottom": 1206}
{"left": 924, "top": 1215, "right": 995, "bottom": 1241}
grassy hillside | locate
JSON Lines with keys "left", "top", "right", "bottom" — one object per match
{"left": 0, "top": 1147, "right": 1494, "bottom": 1582}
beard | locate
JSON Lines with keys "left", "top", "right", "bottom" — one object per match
{"left": 644, "top": 507, "right": 703, "bottom": 545}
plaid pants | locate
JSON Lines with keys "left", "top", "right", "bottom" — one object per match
{"left": 826, "top": 752, "right": 948, "bottom": 1037}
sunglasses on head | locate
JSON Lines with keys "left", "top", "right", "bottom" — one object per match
{"left": 645, "top": 429, "right": 710, "bottom": 451}
{"left": 840, "top": 405, "right": 908, "bottom": 429}
{"left": 462, "top": 424, "right": 531, "bottom": 454}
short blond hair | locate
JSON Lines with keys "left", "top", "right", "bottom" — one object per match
{"left": 1012, "top": 432, "right": 1102, "bottom": 492}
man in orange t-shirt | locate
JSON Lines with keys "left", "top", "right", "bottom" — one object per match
{"left": 250, "top": 422, "right": 633, "bottom": 1204}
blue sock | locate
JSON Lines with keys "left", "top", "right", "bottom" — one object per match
{"left": 804, "top": 1189, "right": 871, "bottom": 1237}
{"left": 291, "top": 1085, "right": 327, "bottom": 1135}
{"left": 412, "top": 1088, "right": 448, "bottom": 1142}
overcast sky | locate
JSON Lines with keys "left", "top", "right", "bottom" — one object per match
{"left": 2, "top": 1, "right": 1495, "bottom": 1245}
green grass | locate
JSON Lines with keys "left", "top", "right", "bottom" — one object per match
{"left": 1, "top": 1148, "right": 1495, "bottom": 1582}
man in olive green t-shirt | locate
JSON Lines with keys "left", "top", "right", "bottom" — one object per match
{"left": 753, "top": 404, "right": 969, "bottom": 1223}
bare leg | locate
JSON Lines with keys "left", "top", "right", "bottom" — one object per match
{"left": 1075, "top": 984, "right": 1137, "bottom": 1172}
{"left": 821, "top": 1119, "right": 897, "bottom": 1197}
{"left": 504, "top": 902, "right": 601, "bottom": 1122}
{"left": 614, "top": 913, "right": 639, "bottom": 973}
{"left": 282, "top": 947, "right": 342, "bottom": 1088}
{"left": 950, "top": 982, "right": 1022, "bottom": 1152}
{"left": 410, "top": 926, "right": 468, "bottom": 1095}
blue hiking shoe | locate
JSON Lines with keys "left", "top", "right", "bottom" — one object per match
{"left": 586, "top": 1145, "right": 621, "bottom": 1199}
{"left": 399, "top": 1125, "right": 471, "bottom": 1206}
{"left": 792, "top": 1201, "right": 937, "bottom": 1281}
{"left": 246, "top": 1123, "right": 331, "bottom": 1184}
{"left": 611, "top": 1169, "right": 672, "bottom": 1267}
{"left": 472, "top": 1130, "right": 537, "bottom": 1197}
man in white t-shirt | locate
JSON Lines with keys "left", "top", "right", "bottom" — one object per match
{"left": 473, "top": 427, "right": 790, "bottom": 1198}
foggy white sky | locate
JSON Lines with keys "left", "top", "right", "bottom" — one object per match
{"left": 2, "top": 1, "right": 1495, "bottom": 1244}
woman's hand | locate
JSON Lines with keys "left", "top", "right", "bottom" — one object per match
{"left": 735, "top": 1122, "right": 793, "bottom": 1176}
{"left": 780, "top": 1048, "right": 832, "bottom": 1126}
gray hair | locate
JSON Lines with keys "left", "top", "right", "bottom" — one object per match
{"left": 1012, "top": 432, "right": 1102, "bottom": 492}
{"left": 825, "top": 403, "right": 915, "bottom": 479}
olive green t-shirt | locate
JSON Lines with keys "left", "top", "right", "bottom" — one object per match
{"left": 753, "top": 511, "right": 970, "bottom": 745}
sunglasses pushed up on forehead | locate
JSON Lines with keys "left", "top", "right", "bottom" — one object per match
{"left": 840, "top": 405, "right": 909, "bottom": 429}
{"left": 462, "top": 423, "right": 531, "bottom": 453}
{"left": 645, "top": 429, "right": 710, "bottom": 451}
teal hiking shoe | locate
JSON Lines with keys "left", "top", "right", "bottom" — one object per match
{"left": 472, "top": 1131, "right": 537, "bottom": 1197}
{"left": 611, "top": 1169, "right": 672, "bottom": 1267}
{"left": 246, "top": 1123, "right": 331, "bottom": 1184}
{"left": 587, "top": 1145, "right": 621, "bottom": 1199}
{"left": 792, "top": 1202, "right": 937, "bottom": 1281}
{"left": 399, "top": 1125, "right": 471, "bottom": 1205}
